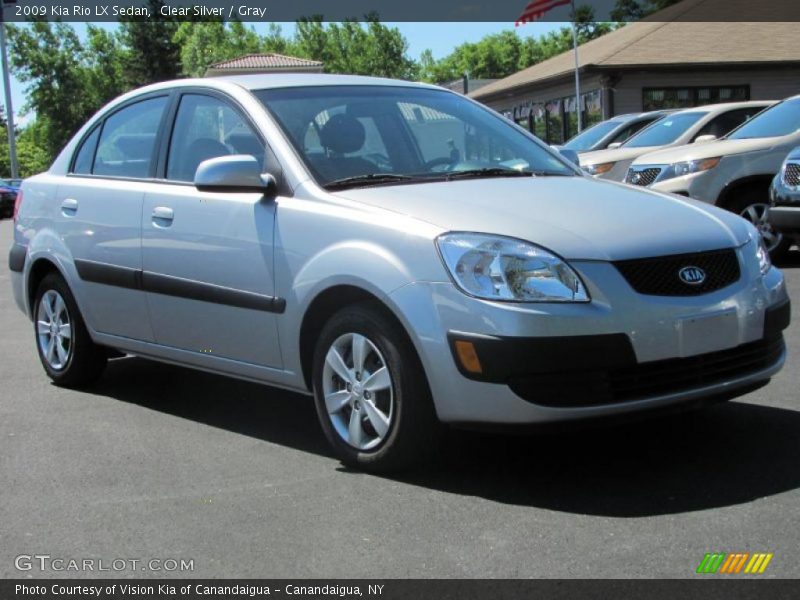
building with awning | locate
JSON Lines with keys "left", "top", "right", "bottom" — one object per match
{"left": 470, "top": 0, "right": 800, "bottom": 145}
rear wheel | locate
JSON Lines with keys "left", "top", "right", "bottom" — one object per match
{"left": 34, "top": 273, "right": 107, "bottom": 387}
{"left": 311, "top": 303, "right": 441, "bottom": 472}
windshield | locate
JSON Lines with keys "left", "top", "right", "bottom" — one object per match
{"left": 727, "top": 98, "right": 800, "bottom": 140}
{"left": 563, "top": 119, "right": 624, "bottom": 152}
{"left": 622, "top": 112, "right": 705, "bottom": 148}
{"left": 255, "top": 86, "right": 575, "bottom": 188}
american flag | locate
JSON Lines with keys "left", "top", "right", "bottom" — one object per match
{"left": 516, "top": 0, "right": 572, "bottom": 25}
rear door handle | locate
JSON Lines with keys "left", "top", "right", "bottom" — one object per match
{"left": 151, "top": 206, "right": 174, "bottom": 224}
{"left": 61, "top": 198, "right": 78, "bottom": 214}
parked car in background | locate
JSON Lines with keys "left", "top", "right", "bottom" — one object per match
{"left": 559, "top": 110, "right": 674, "bottom": 154}
{"left": 580, "top": 101, "right": 774, "bottom": 181}
{"left": 0, "top": 178, "right": 20, "bottom": 219}
{"left": 8, "top": 75, "right": 790, "bottom": 471}
{"left": 768, "top": 146, "right": 800, "bottom": 251}
{"left": 626, "top": 95, "right": 800, "bottom": 259}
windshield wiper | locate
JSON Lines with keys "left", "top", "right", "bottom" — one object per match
{"left": 445, "top": 167, "right": 534, "bottom": 181}
{"left": 324, "top": 173, "right": 414, "bottom": 190}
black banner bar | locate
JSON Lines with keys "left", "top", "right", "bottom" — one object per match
{"left": 2, "top": 0, "right": 800, "bottom": 22}
{"left": 3, "top": 580, "right": 800, "bottom": 600}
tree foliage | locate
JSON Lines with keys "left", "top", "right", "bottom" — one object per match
{"left": 610, "top": 0, "right": 682, "bottom": 21}
{"left": 1, "top": 120, "right": 52, "bottom": 178}
{"left": 119, "top": 0, "right": 183, "bottom": 86}
{"left": 418, "top": 8, "right": 616, "bottom": 83}
{"left": 5, "top": 14, "right": 622, "bottom": 174}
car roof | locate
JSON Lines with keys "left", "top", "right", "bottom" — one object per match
{"left": 205, "top": 73, "right": 442, "bottom": 91}
{"left": 670, "top": 100, "right": 775, "bottom": 117}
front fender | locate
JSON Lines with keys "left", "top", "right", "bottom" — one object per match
{"left": 277, "top": 239, "right": 424, "bottom": 380}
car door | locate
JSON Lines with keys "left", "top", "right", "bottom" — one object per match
{"left": 58, "top": 94, "right": 170, "bottom": 341}
{"left": 141, "top": 91, "right": 282, "bottom": 368}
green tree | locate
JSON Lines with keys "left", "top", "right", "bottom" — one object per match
{"left": 174, "top": 20, "right": 262, "bottom": 77}
{"left": 1, "top": 120, "right": 52, "bottom": 177}
{"left": 8, "top": 22, "right": 92, "bottom": 158}
{"left": 295, "top": 16, "right": 416, "bottom": 79}
{"left": 610, "top": 0, "right": 682, "bottom": 21}
{"left": 419, "top": 8, "right": 616, "bottom": 84}
{"left": 119, "top": 0, "right": 182, "bottom": 86}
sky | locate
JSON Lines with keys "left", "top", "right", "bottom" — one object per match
{"left": 2, "top": 21, "right": 568, "bottom": 127}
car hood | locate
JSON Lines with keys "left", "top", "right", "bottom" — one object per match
{"left": 632, "top": 137, "right": 789, "bottom": 166}
{"left": 579, "top": 146, "right": 661, "bottom": 167}
{"left": 334, "top": 176, "right": 751, "bottom": 261}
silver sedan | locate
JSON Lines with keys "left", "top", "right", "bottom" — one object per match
{"left": 8, "top": 75, "right": 791, "bottom": 471}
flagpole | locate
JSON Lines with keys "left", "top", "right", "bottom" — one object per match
{"left": 570, "top": 0, "right": 582, "bottom": 132}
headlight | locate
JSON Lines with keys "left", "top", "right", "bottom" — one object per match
{"left": 584, "top": 162, "right": 615, "bottom": 176}
{"left": 660, "top": 157, "right": 721, "bottom": 182}
{"left": 436, "top": 233, "right": 590, "bottom": 302}
{"left": 756, "top": 236, "right": 771, "bottom": 275}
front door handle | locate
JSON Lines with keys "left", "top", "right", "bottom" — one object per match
{"left": 151, "top": 206, "right": 174, "bottom": 225}
{"left": 61, "top": 198, "right": 79, "bottom": 215}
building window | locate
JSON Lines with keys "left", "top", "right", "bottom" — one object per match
{"left": 508, "top": 89, "right": 603, "bottom": 145}
{"left": 643, "top": 85, "right": 750, "bottom": 111}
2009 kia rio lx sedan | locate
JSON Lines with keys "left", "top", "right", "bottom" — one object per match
{"left": 8, "top": 75, "right": 791, "bottom": 471}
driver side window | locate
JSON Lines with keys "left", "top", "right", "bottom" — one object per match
{"left": 166, "top": 94, "right": 264, "bottom": 182}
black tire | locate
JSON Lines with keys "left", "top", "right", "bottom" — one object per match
{"left": 726, "top": 194, "right": 791, "bottom": 261}
{"left": 312, "top": 303, "right": 441, "bottom": 472}
{"left": 33, "top": 273, "right": 107, "bottom": 387}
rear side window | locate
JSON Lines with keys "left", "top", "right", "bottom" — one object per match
{"left": 72, "top": 127, "right": 101, "bottom": 175}
{"left": 610, "top": 118, "right": 653, "bottom": 145}
{"left": 166, "top": 94, "right": 264, "bottom": 182}
{"left": 93, "top": 97, "right": 168, "bottom": 179}
{"left": 693, "top": 108, "right": 765, "bottom": 141}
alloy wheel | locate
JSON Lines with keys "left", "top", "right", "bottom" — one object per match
{"left": 740, "top": 202, "right": 782, "bottom": 253}
{"left": 37, "top": 290, "right": 73, "bottom": 371}
{"left": 322, "top": 332, "right": 394, "bottom": 451}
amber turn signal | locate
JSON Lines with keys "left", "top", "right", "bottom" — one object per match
{"left": 454, "top": 340, "right": 483, "bottom": 374}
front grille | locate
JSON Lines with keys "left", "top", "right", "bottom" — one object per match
{"left": 614, "top": 248, "right": 740, "bottom": 296}
{"left": 509, "top": 335, "right": 784, "bottom": 407}
{"left": 784, "top": 162, "right": 800, "bottom": 187}
{"left": 626, "top": 167, "right": 662, "bottom": 186}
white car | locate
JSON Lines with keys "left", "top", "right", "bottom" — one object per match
{"left": 626, "top": 95, "right": 800, "bottom": 258}
{"left": 581, "top": 101, "right": 774, "bottom": 181}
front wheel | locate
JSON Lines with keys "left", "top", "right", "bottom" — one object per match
{"left": 34, "top": 273, "right": 107, "bottom": 387}
{"left": 729, "top": 197, "right": 791, "bottom": 260}
{"left": 312, "top": 304, "right": 441, "bottom": 472}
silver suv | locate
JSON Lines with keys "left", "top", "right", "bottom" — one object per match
{"left": 626, "top": 95, "right": 800, "bottom": 258}
{"left": 8, "top": 75, "right": 790, "bottom": 471}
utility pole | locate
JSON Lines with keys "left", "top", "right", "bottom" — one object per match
{"left": 0, "top": 0, "right": 19, "bottom": 179}
{"left": 570, "top": 0, "right": 582, "bottom": 133}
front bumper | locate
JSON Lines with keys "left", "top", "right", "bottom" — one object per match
{"left": 389, "top": 250, "right": 789, "bottom": 425}
{"left": 449, "top": 301, "right": 787, "bottom": 408}
{"left": 768, "top": 206, "right": 800, "bottom": 234}
{"left": 648, "top": 169, "right": 719, "bottom": 202}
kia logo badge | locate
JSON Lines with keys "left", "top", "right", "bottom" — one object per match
{"left": 679, "top": 266, "right": 706, "bottom": 285}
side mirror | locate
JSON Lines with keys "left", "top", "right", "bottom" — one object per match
{"left": 557, "top": 148, "right": 580, "bottom": 166}
{"left": 694, "top": 134, "right": 717, "bottom": 144}
{"left": 606, "top": 142, "right": 622, "bottom": 150}
{"left": 194, "top": 155, "right": 277, "bottom": 195}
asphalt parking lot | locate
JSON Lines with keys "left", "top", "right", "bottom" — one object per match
{"left": 1, "top": 217, "right": 799, "bottom": 579}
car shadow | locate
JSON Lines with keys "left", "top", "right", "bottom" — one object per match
{"left": 774, "top": 246, "right": 800, "bottom": 268}
{"left": 93, "top": 356, "right": 800, "bottom": 518}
